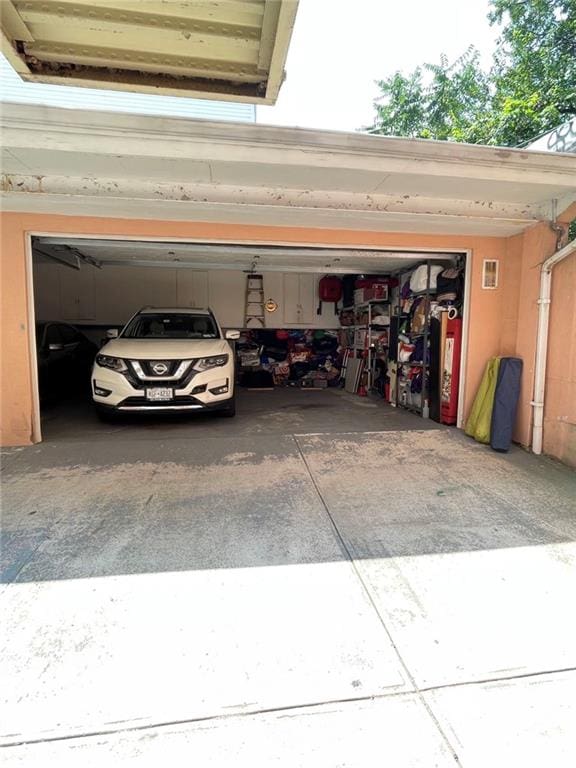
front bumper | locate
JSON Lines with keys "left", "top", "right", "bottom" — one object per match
{"left": 92, "top": 362, "right": 234, "bottom": 411}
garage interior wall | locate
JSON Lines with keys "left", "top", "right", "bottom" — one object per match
{"left": 32, "top": 261, "right": 341, "bottom": 333}
{"left": 1, "top": 211, "right": 573, "bottom": 466}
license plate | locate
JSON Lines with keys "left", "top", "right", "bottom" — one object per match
{"left": 146, "top": 387, "right": 173, "bottom": 401}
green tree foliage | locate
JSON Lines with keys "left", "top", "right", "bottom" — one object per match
{"left": 371, "top": 48, "right": 491, "bottom": 143}
{"left": 369, "top": 0, "right": 576, "bottom": 147}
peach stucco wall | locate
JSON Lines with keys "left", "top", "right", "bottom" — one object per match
{"left": 0, "top": 210, "right": 571, "bottom": 464}
{"left": 544, "top": 251, "right": 576, "bottom": 467}
{"left": 511, "top": 224, "right": 557, "bottom": 447}
{"left": 0, "top": 215, "right": 36, "bottom": 446}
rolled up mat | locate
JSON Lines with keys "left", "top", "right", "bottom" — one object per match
{"left": 465, "top": 357, "right": 501, "bottom": 444}
{"left": 490, "top": 357, "right": 523, "bottom": 452}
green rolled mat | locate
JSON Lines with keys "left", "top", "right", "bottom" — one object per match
{"left": 465, "top": 357, "right": 501, "bottom": 444}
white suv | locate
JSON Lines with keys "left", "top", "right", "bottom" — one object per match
{"left": 92, "top": 307, "right": 239, "bottom": 417}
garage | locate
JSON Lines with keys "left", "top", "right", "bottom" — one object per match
{"left": 2, "top": 103, "right": 576, "bottom": 457}
{"left": 30, "top": 235, "right": 469, "bottom": 440}
{"left": 2, "top": 85, "right": 576, "bottom": 768}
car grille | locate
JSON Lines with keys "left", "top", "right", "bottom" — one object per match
{"left": 124, "top": 359, "right": 197, "bottom": 390}
{"left": 150, "top": 360, "right": 178, "bottom": 376}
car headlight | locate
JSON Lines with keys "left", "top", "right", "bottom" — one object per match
{"left": 194, "top": 354, "right": 229, "bottom": 372}
{"left": 96, "top": 354, "right": 128, "bottom": 372}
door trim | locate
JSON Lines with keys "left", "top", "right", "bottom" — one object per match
{"left": 26, "top": 230, "right": 471, "bottom": 442}
{"left": 457, "top": 250, "right": 472, "bottom": 429}
{"left": 25, "top": 233, "right": 42, "bottom": 444}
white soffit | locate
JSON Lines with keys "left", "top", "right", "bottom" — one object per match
{"left": 33, "top": 238, "right": 460, "bottom": 274}
{"left": 2, "top": 103, "right": 576, "bottom": 237}
{"left": 0, "top": 0, "right": 298, "bottom": 104}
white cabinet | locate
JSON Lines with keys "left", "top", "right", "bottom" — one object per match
{"left": 208, "top": 270, "right": 244, "bottom": 327}
{"left": 93, "top": 266, "right": 177, "bottom": 324}
{"left": 283, "top": 274, "right": 315, "bottom": 324}
{"left": 177, "top": 270, "right": 209, "bottom": 308}
{"left": 33, "top": 262, "right": 339, "bottom": 330}
{"left": 262, "top": 272, "right": 282, "bottom": 328}
{"left": 60, "top": 265, "right": 95, "bottom": 320}
{"left": 33, "top": 263, "right": 60, "bottom": 322}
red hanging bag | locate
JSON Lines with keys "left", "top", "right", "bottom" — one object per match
{"left": 318, "top": 275, "right": 343, "bottom": 315}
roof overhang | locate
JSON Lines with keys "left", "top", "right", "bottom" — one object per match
{"left": 2, "top": 103, "right": 576, "bottom": 237}
{"left": 0, "top": 0, "right": 298, "bottom": 104}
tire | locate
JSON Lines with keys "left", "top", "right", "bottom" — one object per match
{"left": 219, "top": 395, "right": 236, "bottom": 418}
{"left": 95, "top": 405, "right": 117, "bottom": 423}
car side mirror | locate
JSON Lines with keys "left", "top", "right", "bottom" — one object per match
{"left": 225, "top": 330, "right": 240, "bottom": 340}
{"left": 48, "top": 343, "right": 64, "bottom": 352}
{"left": 106, "top": 328, "right": 119, "bottom": 339}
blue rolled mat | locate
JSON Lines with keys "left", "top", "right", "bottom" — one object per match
{"left": 490, "top": 357, "right": 523, "bottom": 452}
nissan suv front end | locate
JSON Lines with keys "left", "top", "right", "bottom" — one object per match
{"left": 92, "top": 308, "right": 238, "bottom": 417}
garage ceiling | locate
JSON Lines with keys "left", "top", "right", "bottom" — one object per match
{"left": 34, "top": 238, "right": 460, "bottom": 274}
{"left": 0, "top": 0, "right": 298, "bottom": 103}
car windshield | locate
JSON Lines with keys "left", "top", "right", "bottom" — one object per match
{"left": 122, "top": 313, "right": 219, "bottom": 339}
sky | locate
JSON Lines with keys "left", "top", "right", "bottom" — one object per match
{"left": 258, "top": 0, "right": 500, "bottom": 131}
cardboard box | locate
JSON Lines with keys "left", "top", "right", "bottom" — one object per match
{"left": 365, "top": 284, "right": 389, "bottom": 301}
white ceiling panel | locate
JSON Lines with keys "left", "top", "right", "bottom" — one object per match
{"left": 33, "top": 237, "right": 459, "bottom": 275}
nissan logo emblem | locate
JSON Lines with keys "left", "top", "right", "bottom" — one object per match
{"left": 152, "top": 362, "right": 168, "bottom": 375}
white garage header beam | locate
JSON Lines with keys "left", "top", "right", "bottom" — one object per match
{"left": 2, "top": 103, "right": 576, "bottom": 237}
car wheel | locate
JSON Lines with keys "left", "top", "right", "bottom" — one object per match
{"left": 95, "top": 405, "right": 116, "bottom": 423}
{"left": 219, "top": 396, "right": 236, "bottom": 418}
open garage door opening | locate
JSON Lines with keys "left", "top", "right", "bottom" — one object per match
{"left": 30, "top": 236, "right": 469, "bottom": 443}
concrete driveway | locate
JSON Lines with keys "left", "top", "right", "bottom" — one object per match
{"left": 2, "top": 395, "right": 576, "bottom": 766}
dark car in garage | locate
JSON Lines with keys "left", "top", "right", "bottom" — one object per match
{"left": 36, "top": 322, "right": 98, "bottom": 402}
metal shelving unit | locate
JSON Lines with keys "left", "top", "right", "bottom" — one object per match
{"left": 340, "top": 298, "right": 391, "bottom": 392}
{"left": 395, "top": 260, "right": 432, "bottom": 418}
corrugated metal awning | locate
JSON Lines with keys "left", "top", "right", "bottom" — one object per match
{"left": 0, "top": 0, "right": 298, "bottom": 104}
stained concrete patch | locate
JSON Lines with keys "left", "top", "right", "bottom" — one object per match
{"left": 37, "top": 388, "right": 440, "bottom": 445}
{"left": 424, "top": 670, "right": 576, "bottom": 768}
{"left": 0, "top": 529, "right": 51, "bottom": 583}
{"left": 4, "top": 437, "right": 346, "bottom": 580}
{"left": 0, "top": 694, "right": 455, "bottom": 768}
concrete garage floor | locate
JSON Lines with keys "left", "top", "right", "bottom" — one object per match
{"left": 1, "top": 389, "right": 576, "bottom": 766}
{"left": 39, "top": 386, "right": 440, "bottom": 442}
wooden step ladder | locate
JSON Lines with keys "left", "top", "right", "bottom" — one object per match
{"left": 244, "top": 273, "right": 265, "bottom": 328}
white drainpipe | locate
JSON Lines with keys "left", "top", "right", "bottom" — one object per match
{"left": 531, "top": 237, "right": 576, "bottom": 455}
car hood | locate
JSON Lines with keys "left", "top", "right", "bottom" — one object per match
{"left": 99, "top": 338, "right": 231, "bottom": 360}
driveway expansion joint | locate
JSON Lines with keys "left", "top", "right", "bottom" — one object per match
{"left": 292, "top": 434, "right": 464, "bottom": 767}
